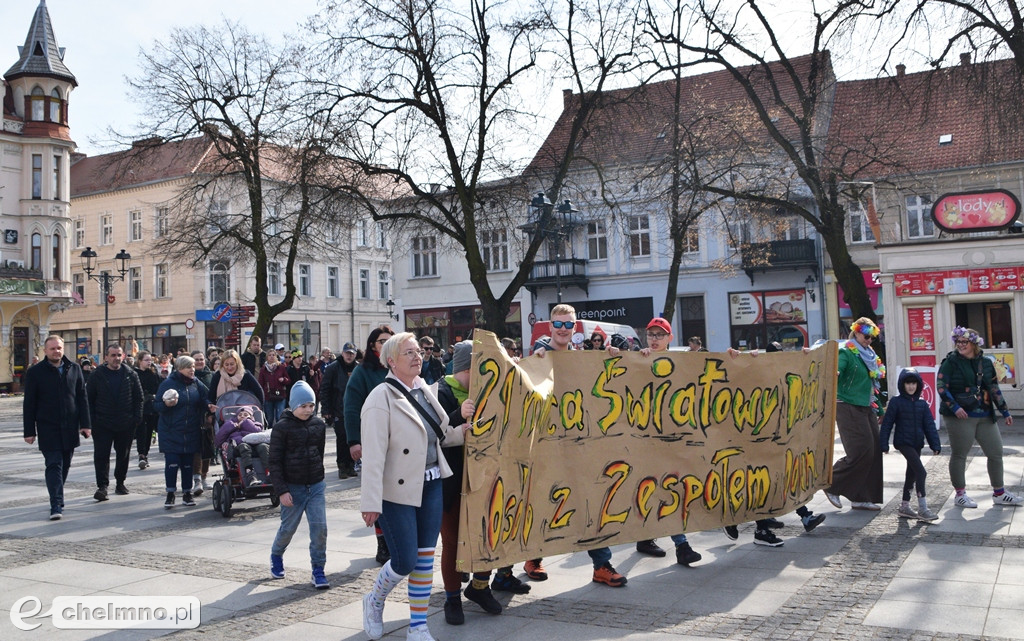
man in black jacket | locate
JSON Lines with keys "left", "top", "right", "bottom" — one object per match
{"left": 321, "top": 342, "right": 358, "bottom": 478}
{"left": 23, "top": 336, "right": 91, "bottom": 520}
{"left": 87, "top": 344, "right": 143, "bottom": 501}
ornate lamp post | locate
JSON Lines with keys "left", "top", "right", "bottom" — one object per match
{"left": 80, "top": 247, "right": 131, "bottom": 352}
{"left": 529, "top": 192, "right": 579, "bottom": 304}
{"left": 386, "top": 298, "right": 399, "bottom": 321}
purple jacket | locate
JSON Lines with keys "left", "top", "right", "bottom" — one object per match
{"left": 215, "top": 418, "right": 260, "bottom": 448}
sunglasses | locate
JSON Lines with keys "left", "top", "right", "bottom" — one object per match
{"left": 551, "top": 320, "right": 575, "bottom": 329}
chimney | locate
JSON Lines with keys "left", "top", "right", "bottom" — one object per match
{"left": 895, "top": 64, "right": 905, "bottom": 77}
{"left": 960, "top": 52, "right": 971, "bottom": 66}
{"left": 563, "top": 88, "right": 573, "bottom": 109}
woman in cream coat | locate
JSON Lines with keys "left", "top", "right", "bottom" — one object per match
{"left": 359, "top": 332, "right": 471, "bottom": 641}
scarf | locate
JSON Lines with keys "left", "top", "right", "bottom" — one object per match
{"left": 217, "top": 367, "right": 245, "bottom": 399}
{"left": 846, "top": 339, "right": 885, "bottom": 391}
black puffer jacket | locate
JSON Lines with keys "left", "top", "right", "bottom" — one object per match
{"left": 879, "top": 368, "right": 941, "bottom": 452}
{"left": 87, "top": 365, "right": 143, "bottom": 432}
{"left": 136, "top": 366, "right": 161, "bottom": 416}
{"left": 320, "top": 358, "right": 356, "bottom": 420}
{"left": 269, "top": 409, "right": 327, "bottom": 496}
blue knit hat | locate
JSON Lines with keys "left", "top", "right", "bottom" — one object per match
{"left": 289, "top": 380, "right": 316, "bottom": 408}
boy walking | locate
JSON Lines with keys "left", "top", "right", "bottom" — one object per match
{"left": 268, "top": 381, "right": 330, "bottom": 588}
{"left": 880, "top": 368, "right": 941, "bottom": 521}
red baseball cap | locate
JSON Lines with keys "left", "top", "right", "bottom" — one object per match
{"left": 647, "top": 318, "right": 672, "bottom": 334}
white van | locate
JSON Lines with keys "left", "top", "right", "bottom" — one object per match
{"left": 528, "top": 319, "right": 641, "bottom": 354}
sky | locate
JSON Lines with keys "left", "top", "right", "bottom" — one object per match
{"left": 1, "top": 0, "right": 964, "bottom": 160}
{"left": 0, "top": 0, "right": 323, "bottom": 156}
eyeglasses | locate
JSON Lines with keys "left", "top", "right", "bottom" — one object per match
{"left": 646, "top": 332, "right": 668, "bottom": 340}
{"left": 397, "top": 349, "right": 425, "bottom": 359}
{"left": 551, "top": 320, "right": 575, "bottom": 329}
{"left": 955, "top": 339, "right": 971, "bottom": 346}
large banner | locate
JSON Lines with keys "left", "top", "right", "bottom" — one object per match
{"left": 457, "top": 331, "right": 838, "bottom": 572}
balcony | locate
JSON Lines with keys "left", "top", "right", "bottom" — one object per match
{"left": 741, "top": 239, "right": 818, "bottom": 284}
{"left": 524, "top": 258, "right": 589, "bottom": 296}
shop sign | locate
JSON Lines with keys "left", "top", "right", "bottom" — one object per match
{"left": 559, "top": 298, "right": 653, "bottom": 328}
{"left": 906, "top": 308, "right": 934, "bottom": 351}
{"left": 894, "top": 267, "right": 1024, "bottom": 297}
{"left": 930, "top": 189, "right": 1020, "bottom": 233}
{"left": 729, "top": 292, "right": 763, "bottom": 325}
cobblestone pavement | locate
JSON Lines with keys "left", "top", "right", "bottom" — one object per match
{"left": 0, "top": 394, "right": 1021, "bottom": 641}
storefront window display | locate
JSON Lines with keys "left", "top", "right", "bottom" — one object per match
{"left": 729, "top": 289, "right": 809, "bottom": 350}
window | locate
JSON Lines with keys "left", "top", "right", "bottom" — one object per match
{"left": 326, "top": 224, "right": 340, "bottom": 245}
{"left": 356, "top": 219, "right": 368, "bottom": 246}
{"left": 327, "top": 266, "right": 339, "bottom": 298}
{"left": 412, "top": 236, "right": 437, "bottom": 277}
{"left": 267, "top": 261, "right": 281, "bottom": 296}
{"left": 481, "top": 229, "right": 509, "bottom": 272}
{"left": 848, "top": 201, "right": 875, "bottom": 244}
{"left": 774, "top": 216, "right": 806, "bottom": 241}
{"left": 52, "top": 154, "right": 61, "bottom": 200}
{"left": 727, "top": 220, "right": 752, "bottom": 249}
{"left": 683, "top": 226, "right": 700, "bottom": 254}
{"left": 266, "top": 206, "right": 280, "bottom": 236}
{"left": 154, "top": 208, "right": 168, "bottom": 238}
{"left": 905, "top": 194, "right": 934, "bottom": 239}
{"left": 154, "top": 263, "right": 168, "bottom": 298}
{"left": 359, "top": 268, "right": 370, "bottom": 299}
{"left": 98, "top": 270, "right": 110, "bottom": 304}
{"left": 101, "top": 214, "right": 113, "bottom": 245}
{"left": 628, "top": 214, "right": 651, "bottom": 257}
{"left": 378, "top": 270, "right": 390, "bottom": 300}
{"left": 128, "top": 267, "right": 142, "bottom": 301}
{"left": 299, "top": 264, "right": 311, "bottom": 297}
{"left": 587, "top": 221, "right": 607, "bottom": 260}
{"left": 73, "top": 219, "right": 84, "bottom": 248}
{"left": 376, "top": 223, "right": 387, "bottom": 249}
{"left": 130, "top": 210, "right": 143, "bottom": 242}
{"left": 51, "top": 235, "right": 61, "bottom": 279}
{"left": 208, "top": 200, "right": 228, "bottom": 234}
{"left": 72, "top": 273, "right": 85, "bottom": 304}
{"left": 209, "top": 260, "right": 230, "bottom": 303}
{"left": 31, "top": 86, "right": 44, "bottom": 121}
{"left": 50, "top": 88, "right": 61, "bottom": 123}
{"left": 31, "top": 233, "right": 42, "bottom": 270}
{"left": 32, "top": 154, "right": 42, "bottom": 199}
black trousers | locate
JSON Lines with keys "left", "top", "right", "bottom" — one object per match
{"left": 332, "top": 419, "right": 354, "bottom": 469}
{"left": 136, "top": 414, "right": 157, "bottom": 458}
{"left": 93, "top": 427, "right": 134, "bottom": 488}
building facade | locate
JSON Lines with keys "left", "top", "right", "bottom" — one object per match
{"left": 0, "top": 1, "right": 75, "bottom": 389}
{"left": 51, "top": 136, "right": 393, "bottom": 360}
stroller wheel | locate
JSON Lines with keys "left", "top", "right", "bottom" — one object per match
{"left": 212, "top": 480, "right": 223, "bottom": 513}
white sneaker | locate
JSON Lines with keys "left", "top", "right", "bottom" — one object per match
{"left": 824, "top": 492, "right": 842, "bottom": 508}
{"left": 955, "top": 494, "right": 978, "bottom": 508}
{"left": 407, "top": 625, "right": 436, "bottom": 641}
{"left": 994, "top": 491, "right": 1023, "bottom": 506}
{"left": 362, "top": 593, "right": 383, "bottom": 640}
{"left": 851, "top": 502, "right": 881, "bottom": 511}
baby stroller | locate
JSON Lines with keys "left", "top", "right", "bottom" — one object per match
{"left": 211, "top": 389, "right": 279, "bottom": 517}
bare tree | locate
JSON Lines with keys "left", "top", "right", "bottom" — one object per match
{"left": 310, "top": 0, "right": 645, "bottom": 332}
{"left": 119, "top": 20, "right": 352, "bottom": 341}
{"left": 643, "top": 0, "right": 883, "bottom": 325}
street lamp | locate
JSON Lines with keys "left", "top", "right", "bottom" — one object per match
{"left": 385, "top": 299, "right": 399, "bottom": 321}
{"left": 804, "top": 273, "right": 817, "bottom": 303}
{"left": 529, "top": 193, "right": 579, "bottom": 304}
{"left": 80, "top": 247, "right": 131, "bottom": 352}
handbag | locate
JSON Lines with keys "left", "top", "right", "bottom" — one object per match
{"left": 385, "top": 379, "right": 446, "bottom": 444}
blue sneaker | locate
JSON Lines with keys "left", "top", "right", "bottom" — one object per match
{"left": 270, "top": 554, "right": 284, "bottom": 579}
{"left": 311, "top": 567, "right": 329, "bottom": 589}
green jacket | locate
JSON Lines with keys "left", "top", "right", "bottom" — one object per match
{"left": 837, "top": 342, "right": 876, "bottom": 407}
{"left": 343, "top": 358, "right": 388, "bottom": 445}
{"left": 936, "top": 350, "right": 1009, "bottom": 418}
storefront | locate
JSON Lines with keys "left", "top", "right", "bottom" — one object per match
{"left": 728, "top": 288, "right": 812, "bottom": 351}
{"left": 405, "top": 303, "right": 521, "bottom": 348}
{"left": 878, "top": 240, "right": 1022, "bottom": 411}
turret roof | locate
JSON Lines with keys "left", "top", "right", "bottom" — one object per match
{"left": 4, "top": 0, "right": 77, "bottom": 86}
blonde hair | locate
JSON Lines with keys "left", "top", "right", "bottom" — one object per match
{"left": 551, "top": 303, "right": 576, "bottom": 318}
{"left": 221, "top": 349, "right": 242, "bottom": 371}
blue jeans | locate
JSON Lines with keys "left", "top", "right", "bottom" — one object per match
{"left": 378, "top": 478, "right": 442, "bottom": 575}
{"left": 669, "top": 534, "right": 689, "bottom": 546}
{"left": 264, "top": 399, "right": 286, "bottom": 426}
{"left": 272, "top": 481, "right": 327, "bottom": 569}
{"left": 42, "top": 449, "right": 74, "bottom": 513}
{"left": 588, "top": 546, "right": 611, "bottom": 569}
{"left": 164, "top": 452, "right": 194, "bottom": 492}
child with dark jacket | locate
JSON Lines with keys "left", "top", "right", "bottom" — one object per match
{"left": 880, "top": 368, "right": 942, "bottom": 521}
{"left": 268, "top": 381, "right": 330, "bottom": 589}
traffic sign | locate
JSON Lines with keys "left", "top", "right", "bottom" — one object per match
{"left": 213, "top": 303, "right": 233, "bottom": 323}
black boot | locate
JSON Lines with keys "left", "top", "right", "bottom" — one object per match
{"left": 375, "top": 535, "right": 390, "bottom": 565}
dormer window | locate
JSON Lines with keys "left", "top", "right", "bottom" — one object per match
{"left": 31, "top": 86, "right": 45, "bottom": 121}
{"left": 50, "top": 88, "right": 62, "bottom": 123}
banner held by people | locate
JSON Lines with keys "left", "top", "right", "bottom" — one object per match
{"left": 457, "top": 330, "right": 838, "bottom": 572}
